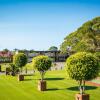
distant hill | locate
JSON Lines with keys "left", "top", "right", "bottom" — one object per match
{"left": 60, "top": 17, "right": 100, "bottom": 53}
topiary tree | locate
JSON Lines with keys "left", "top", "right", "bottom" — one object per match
{"left": 32, "top": 55, "right": 52, "bottom": 81}
{"left": 65, "top": 52, "right": 99, "bottom": 94}
{"left": 13, "top": 53, "right": 27, "bottom": 73}
{"left": 7, "top": 63, "right": 18, "bottom": 76}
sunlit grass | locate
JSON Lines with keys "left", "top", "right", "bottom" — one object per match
{"left": 0, "top": 70, "right": 100, "bottom": 100}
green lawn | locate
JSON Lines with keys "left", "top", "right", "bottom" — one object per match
{"left": 0, "top": 70, "right": 100, "bottom": 100}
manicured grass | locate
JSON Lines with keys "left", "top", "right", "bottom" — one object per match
{"left": 0, "top": 70, "right": 100, "bottom": 100}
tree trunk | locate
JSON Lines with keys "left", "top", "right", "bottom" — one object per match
{"left": 38, "top": 71, "right": 46, "bottom": 91}
{"left": 20, "top": 68, "right": 22, "bottom": 74}
{"left": 40, "top": 71, "right": 45, "bottom": 81}
{"left": 78, "top": 80, "right": 86, "bottom": 94}
{"left": 83, "top": 80, "right": 85, "bottom": 94}
{"left": 79, "top": 80, "right": 83, "bottom": 94}
{"left": 25, "top": 68, "right": 27, "bottom": 74}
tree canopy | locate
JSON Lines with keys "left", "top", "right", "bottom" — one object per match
{"left": 32, "top": 55, "right": 52, "bottom": 80}
{"left": 13, "top": 53, "right": 27, "bottom": 69}
{"left": 65, "top": 52, "right": 99, "bottom": 81}
{"left": 48, "top": 46, "right": 58, "bottom": 51}
{"left": 60, "top": 17, "right": 100, "bottom": 53}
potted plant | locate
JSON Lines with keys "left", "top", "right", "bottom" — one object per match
{"left": 32, "top": 55, "right": 52, "bottom": 91}
{"left": 13, "top": 53, "right": 27, "bottom": 81}
{"left": 65, "top": 52, "right": 99, "bottom": 100}
{"left": 7, "top": 63, "right": 18, "bottom": 76}
{"left": 5, "top": 67, "right": 11, "bottom": 75}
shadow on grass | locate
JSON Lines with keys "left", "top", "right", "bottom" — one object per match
{"left": 46, "top": 88, "right": 59, "bottom": 91}
{"left": 67, "top": 86, "right": 97, "bottom": 91}
{"left": 44, "top": 78, "right": 65, "bottom": 81}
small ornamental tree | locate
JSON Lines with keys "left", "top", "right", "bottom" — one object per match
{"left": 65, "top": 52, "right": 99, "bottom": 94}
{"left": 7, "top": 63, "right": 18, "bottom": 76}
{"left": 32, "top": 55, "right": 52, "bottom": 81}
{"left": 13, "top": 53, "right": 27, "bottom": 73}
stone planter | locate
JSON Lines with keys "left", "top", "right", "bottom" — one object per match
{"left": 18, "top": 74, "right": 24, "bottom": 81}
{"left": 75, "top": 94, "right": 89, "bottom": 100}
{"left": 38, "top": 80, "right": 46, "bottom": 91}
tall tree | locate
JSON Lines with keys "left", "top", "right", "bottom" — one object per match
{"left": 60, "top": 17, "right": 100, "bottom": 53}
{"left": 48, "top": 46, "right": 58, "bottom": 51}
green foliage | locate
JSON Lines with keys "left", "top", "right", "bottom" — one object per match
{"left": 94, "top": 52, "right": 100, "bottom": 60}
{"left": 65, "top": 52, "right": 99, "bottom": 81}
{"left": 32, "top": 55, "right": 52, "bottom": 80}
{"left": 65, "top": 52, "right": 99, "bottom": 94}
{"left": 6, "top": 63, "right": 19, "bottom": 75}
{"left": 13, "top": 53, "right": 27, "bottom": 69}
{"left": 94, "top": 52, "right": 100, "bottom": 67}
{"left": 48, "top": 46, "right": 58, "bottom": 51}
{"left": 32, "top": 55, "right": 52, "bottom": 71}
{"left": 2, "top": 48, "right": 9, "bottom": 52}
{"left": 60, "top": 17, "right": 100, "bottom": 53}
{"left": 7, "top": 63, "right": 15, "bottom": 70}
{"left": 24, "top": 63, "right": 34, "bottom": 70}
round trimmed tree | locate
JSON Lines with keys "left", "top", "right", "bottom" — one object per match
{"left": 32, "top": 55, "right": 52, "bottom": 81}
{"left": 32, "top": 55, "right": 52, "bottom": 91}
{"left": 7, "top": 63, "right": 17, "bottom": 76}
{"left": 13, "top": 53, "right": 27, "bottom": 73}
{"left": 65, "top": 52, "right": 99, "bottom": 94}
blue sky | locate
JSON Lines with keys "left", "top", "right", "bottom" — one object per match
{"left": 0, "top": 0, "right": 100, "bottom": 50}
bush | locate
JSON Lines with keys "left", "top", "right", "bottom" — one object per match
{"left": 65, "top": 52, "right": 99, "bottom": 94}
{"left": 32, "top": 55, "right": 52, "bottom": 80}
{"left": 13, "top": 53, "right": 27, "bottom": 73}
{"left": 7, "top": 63, "right": 18, "bottom": 76}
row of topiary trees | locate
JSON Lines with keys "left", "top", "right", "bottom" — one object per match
{"left": 5, "top": 52, "right": 100, "bottom": 100}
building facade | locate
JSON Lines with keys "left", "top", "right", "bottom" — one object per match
{"left": 25, "top": 51, "right": 69, "bottom": 62}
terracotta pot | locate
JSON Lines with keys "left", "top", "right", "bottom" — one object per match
{"left": 75, "top": 94, "right": 89, "bottom": 100}
{"left": 38, "top": 80, "right": 46, "bottom": 91}
{"left": 18, "top": 74, "right": 24, "bottom": 81}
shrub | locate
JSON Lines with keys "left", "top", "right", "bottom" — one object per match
{"left": 65, "top": 52, "right": 99, "bottom": 94}
{"left": 13, "top": 53, "right": 27, "bottom": 73}
{"left": 32, "top": 55, "right": 52, "bottom": 80}
{"left": 7, "top": 63, "right": 18, "bottom": 75}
